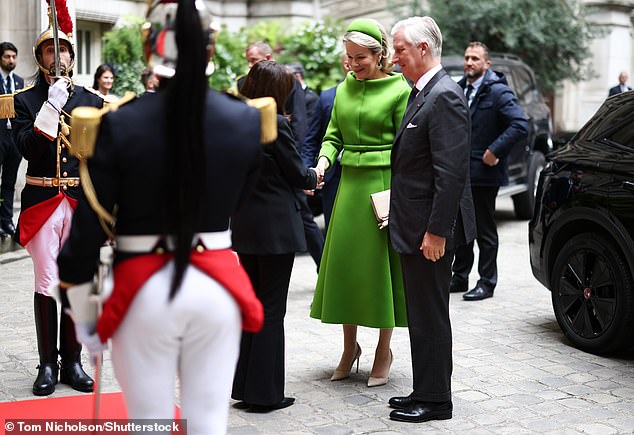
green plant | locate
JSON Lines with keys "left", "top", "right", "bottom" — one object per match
{"left": 211, "top": 19, "right": 345, "bottom": 93}
{"left": 102, "top": 17, "right": 146, "bottom": 95}
{"left": 388, "top": 0, "right": 600, "bottom": 93}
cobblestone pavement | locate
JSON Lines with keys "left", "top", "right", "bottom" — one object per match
{"left": 1, "top": 198, "right": 633, "bottom": 434}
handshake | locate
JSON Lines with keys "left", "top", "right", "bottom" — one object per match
{"left": 305, "top": 156, "right": 329, "bottom": 196}
{"left": 305, "top": 166, "right": 325, "bottom": 196}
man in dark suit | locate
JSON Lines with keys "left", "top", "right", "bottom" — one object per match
{"left": 453, "top": 42, "right": 528, "bottom": 301}
{"left": 302, "top": 54, "right": 349, "bottom": 231}
{"left": 388, "top": 16, "right": 475, "bottom": 423}
{"left": 608, "top": 71, "right": 631, "bottom": 96}
{"left": 0, "top": 41, "right": 24, "bottom": 237}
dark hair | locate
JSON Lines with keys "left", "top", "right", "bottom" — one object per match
{"left": 240, "top": 60, "right": 293, "bottom": 115}
{"left": 163, "top": 0, "right": 208, "bottom": 298}
{"left": 0, "top": 42, "right": 17, "bottom": 56}
{"left": 287, "top": 61, "right": 305, "bottom": 79}
{"left": 92, "top": 63, "right": 115, "bottom": 89}
{"left": 467, "top": 41, "right": 490, "bottom": 60}
{"left": 140, "top": 67, "right": 154, "bottom": 88}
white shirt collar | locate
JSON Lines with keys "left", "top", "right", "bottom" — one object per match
{"left": 413, "top": 64, "right": 443, "bottom": 93}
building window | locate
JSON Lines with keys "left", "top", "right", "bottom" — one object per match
{"left": 76, "top": 29, "right": 92, "bottom": 75}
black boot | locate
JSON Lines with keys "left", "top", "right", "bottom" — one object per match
{"left": 33, "top": 293, "right": 59, "bottom": 396}
{"left": 59, "top": 299, "right": 94, "bottom": 393}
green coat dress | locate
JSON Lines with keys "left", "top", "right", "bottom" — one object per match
{"left": 310, "top": 71, "right": 411, "bottom": 328}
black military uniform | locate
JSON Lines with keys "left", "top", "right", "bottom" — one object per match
{"left": 12, "top": 72, "right": 103, "bottom": 397}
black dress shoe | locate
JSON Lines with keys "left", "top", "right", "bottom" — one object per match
{"left": 247, "top": 397, "right": 295, "bottom": 413}
{"left": 60, "top": 362, "right": 94, "bottom": 393}
{"left": 389, "top": 400, "right": 452, "bottom": 423}
{"left": 0, "top": 227, "right": 7, "bottom": 239}
{"left": 463, "top": 286, "right": 494, "bottom": 301}
{"left": 1, "top": 221, "right": 16, "bottom": 236}
{"left": 449, "top": 279, "right": 468, "bottom": 293}
{"left": 232, "top": 401, "right": 251, "bottom": 410}
{"left": 389, "top": 395, "right": 415, "bottom": 409}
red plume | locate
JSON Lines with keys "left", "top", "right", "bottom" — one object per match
{"left": 46, "top": 0, "right": 73, "bottom": 35}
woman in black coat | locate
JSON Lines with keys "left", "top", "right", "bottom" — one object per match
{"left": 231, "top": 60, "right": 320, "bottom": 412}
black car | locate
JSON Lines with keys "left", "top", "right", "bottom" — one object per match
{"left": 529, "top": 90, "right": 634, "bottom": 354}
{"left": 444, "top": 53, "right": 552, "bottom": 219}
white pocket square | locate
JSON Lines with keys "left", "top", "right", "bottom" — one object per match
{"left": 406, "top": 123, "right": 417, "bottom": 129}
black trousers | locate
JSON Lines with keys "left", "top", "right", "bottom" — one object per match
{"left": 452, "top": 185, "right": 499, "bottom": 290}
{"left": 232, "top": 253, "right": 295, "bottom": 406}
{"left": 399, "top": 252, "right": 453, "bottom": 403}
{"left": 297, "top": 192, "right": 324, "bottom": 268}
{"left": 0, "top": 135, "right": 21, "bottom": 224}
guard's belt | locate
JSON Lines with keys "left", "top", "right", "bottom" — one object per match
{"left": 116, "top": 230, "right": 232, "bottom": 253}
{"left": 26, "top": 175, "right": 80, "bottom": 187}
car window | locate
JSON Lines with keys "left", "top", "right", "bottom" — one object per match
{"left": 590, "top": 102, "right": 634, "bottom": 149}
{"left": 513, "top": 67, "right": 536, "bottom": 104}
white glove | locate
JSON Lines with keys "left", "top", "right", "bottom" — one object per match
{"left": 47, "top": 77, "right": 70, "bottom": 112}
{"left": 74, "top": 323, "right": 107, "bottom": 361}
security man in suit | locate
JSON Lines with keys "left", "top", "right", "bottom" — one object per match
{"left": 388, "top": 16, "right": 475, "bottom": 423}
{"left": 453, "top": 42, "right": 528, "bottom": 301}
{"left": 12, "top": 9, "right": 103, "bottom": 395}
{"left": 608, "top": 71, "right": 632, "bottom": 96}
{"left": 0, "top": 41, "right": 24, "bottom": 237}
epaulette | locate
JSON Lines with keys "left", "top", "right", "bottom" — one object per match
{"left": 70, "top": 91, "right": 137, "bottom": 160}
{"left": 0, "top": 84, "right": 34, "bottom": 118}
{"left": 83, "top": 86, "right": 105, "bottom": 100}
{"left": 222, "top": 92, "right": 277, "bottom": 144}
{"left": 246, "top": 97, "right": 278, "bottom": 144}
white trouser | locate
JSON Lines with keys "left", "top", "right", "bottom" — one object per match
{"left": 111, "top": 261, "right": 241, "bottom": 435}
{"left": 25, "top": 198, "right": 74, "bottom": 296}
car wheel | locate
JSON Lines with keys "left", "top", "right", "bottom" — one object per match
{"left": 550, "top": 233, "right": 634, "bottom": 354}
{"left": 512, "top": 151, "right": 545, "bottom": 220}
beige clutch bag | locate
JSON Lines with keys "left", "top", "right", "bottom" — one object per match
{"left": 370, "top": 189, "right": 390, "bottom": 228}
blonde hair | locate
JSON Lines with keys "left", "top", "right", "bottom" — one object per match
{"left": 343, "top": 20, "right": 393, "bottom": 73}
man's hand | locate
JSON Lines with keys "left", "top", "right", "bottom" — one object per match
{"left": 482, "top": 148, "right": 499, "bottom": 167}
{"left": 420, "top": 232, "right": 446, "bottom": 262}
{"left": 47, "top": 77, "right": 70, "bottom": 112}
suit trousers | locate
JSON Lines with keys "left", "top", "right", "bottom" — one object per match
{"left": 297, "top": 192, "right": 324, "bottom": 269}
{"left": 232, "top": 253, "right": 295, "bottom": 406}
{"left": 399, "top": 252, "right": 453, "bottom": 403}
{"left": 0, "top": 135, "right": 22, "bottom": 223}
{"left": 111, "top": 262, "right": 241, "bottom": 435}
{"left": 452, "top": 185, "right": 499, "bottom": 290}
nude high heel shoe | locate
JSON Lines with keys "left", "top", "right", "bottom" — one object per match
{"left": 368, "top": 349, "right": 393, "bottom": 387}
{"left": 330, "top": 343, "right": 362, "bottom": 381}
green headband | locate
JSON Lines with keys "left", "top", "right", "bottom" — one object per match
{"left": 346, "top": 19, "right": 382, "bottom": 44}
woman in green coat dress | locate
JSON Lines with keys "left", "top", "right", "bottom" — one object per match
{"left": 311, "top": 18, "right": 411, "bottom": 387}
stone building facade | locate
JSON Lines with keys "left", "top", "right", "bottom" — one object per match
{"left": 0, "top": 0, "right": 632, "bottom": 133}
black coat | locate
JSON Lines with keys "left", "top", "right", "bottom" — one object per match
{"left": 608, "top": 84, "right": 632, "bottom": 96}
{"left": 231, "top": 115, "right": 317, "bottom": 255}
{"left": 58, "top": 90, "right": 262, "bottom": 284}
{"left": 13, "top": 77, "right": 104, "bottom": 211}
{"left": 457, "top": 70, "right": 528, "bottom": 187}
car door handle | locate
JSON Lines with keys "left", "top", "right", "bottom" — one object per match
{"left": 623, "top": 181, "right": 634, "bottom": 192}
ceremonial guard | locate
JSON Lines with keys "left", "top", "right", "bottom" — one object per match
{"left": 57, "top": 1, "right": 268, "bottom": 433}
{"left": 11, "top": 0, "right": 102, "bottom": 396}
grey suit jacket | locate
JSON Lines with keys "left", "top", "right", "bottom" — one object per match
{"left": 390, "top": 68, "right": 476, "bottom": 255}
